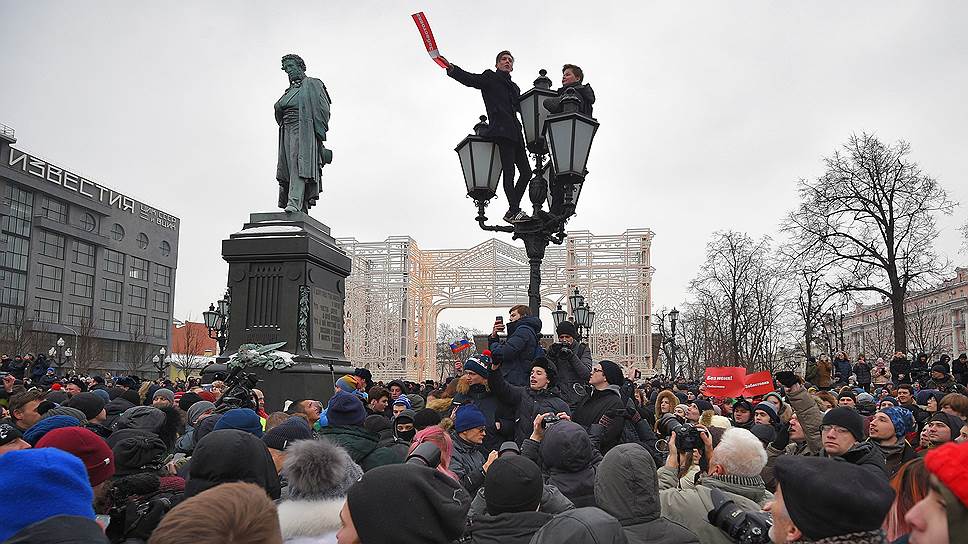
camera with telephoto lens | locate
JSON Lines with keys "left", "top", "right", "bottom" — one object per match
{"left": 673, "top": 422, "right": 704, "bottom": 452}
{"left": 707, "top": 487, "right": 772, "bottom": 544}
{"left": 541, "top": 414, "right": 561, "bottom": 428}
{"left": 406, "top": 441, "right": 442, "bottom": 469}
{"left": 215, "top": 366, "right": 261, "bottom": 411}
{"left": 656, "top": 413, "right": 684, "bottom": 438}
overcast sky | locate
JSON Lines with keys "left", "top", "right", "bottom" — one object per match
{"left": 2, "top": 1, "right": 966, "bottom": 331}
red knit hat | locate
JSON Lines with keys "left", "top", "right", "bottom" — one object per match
{"left": 925, "top": 441, "right": 968, "bottom": 507}
{"left": 36, "top": 427, "right": 115, "bottom": 487}
{"left": 197, "top": 391, "right": 217, "bottom": 403}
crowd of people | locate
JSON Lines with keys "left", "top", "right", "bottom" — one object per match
{"left": 1, "top": 308, "right": 967, "bottom": 544}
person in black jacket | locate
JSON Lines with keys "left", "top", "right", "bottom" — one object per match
{"left": 443, "top": 50, "right": 531, "bottom": 223}
{"left": 572, "top": 360, "right": 626, "bottom": 454}
{"left": 487, "top": 353, "right": 570, "bottom": 444}
{"left": 543, "top": 64, "right": 596, "bottom": 117}
{"left": 890, "top": 351, "right": 910, "bottom": 384}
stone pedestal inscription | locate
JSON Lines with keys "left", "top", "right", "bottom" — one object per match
{"left": 312, "top": 287, "right": 344, "bottom": 353}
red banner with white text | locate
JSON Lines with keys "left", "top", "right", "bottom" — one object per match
{"left": 412, "top": 12, "right": 449, "bottom": 69}
{"left": 743, "top": 371, "right": 776, "bottom": 397}
{"left": 704, "top": 367, "right": 748, "bottom": 398}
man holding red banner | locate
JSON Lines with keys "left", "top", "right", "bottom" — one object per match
{"left": 441, "top": 51, "right": 533, "bottom": 224}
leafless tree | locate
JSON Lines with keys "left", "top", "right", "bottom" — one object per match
{"left": 72, "top": 316, "right": 103, "bottom": 375}
{"left": 120, "top": 322, "right": 158, "bottom": 378}
{"left": 906, "top": 300, "right": 951, "bottom": 360}
{"left": 171, "top": 317, "right": 209, "bottom": 379}
{"left": 862, "top": 313, "right": 895, "bottom": 361}
{"left": 785, "top": 133, "right": 956, "bottom": 353}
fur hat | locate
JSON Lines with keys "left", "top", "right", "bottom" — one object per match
{"left": 283, "top": 439, "right": 363, "bottom": 500}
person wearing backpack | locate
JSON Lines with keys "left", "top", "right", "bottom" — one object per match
{"left": 489, "top": 304, "right": 544, "bottom": 387}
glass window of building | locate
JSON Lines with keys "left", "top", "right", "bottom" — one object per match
{"left": 101, "top": 339, "right": 120, "bottom": 362}
{"left": 35, "top": 298, "right": 60, "bottom": 323}
{"left": 0, "top": 269, "right": 26, "bottom": 306}
{"left": 0, "top": 306, "right": 24, "bottom": 326}
{"left": 154, "top": 264, "right": 172, "bottom": 287}
{"left": 79, "top": 212, "right": 97, "bottom": 232}
{"left": 151, "top": 317, "right": 167, "bottom": 338}
{"left": 129, "top": 284, "right": 147, "bottom": 308}
{"left": 160, "top": 240, "right": 171, "bottom": 257}
{"left": 38, "top": 230, "right": 66, "bottom": 260}
{"left": 66, "top": 303, "right": 92, "bottom": 326}
{"left": 0, "top": 234, "right": 29, "bottom": 270}
{"left": 129, "top": 256, "right": 148, "bottom": 281}
{"left": 137, "top": 233, "right": 149, "bottom": 250}
{"left": 37, "top": 263, "right": 63, "bottom": 293}
{"left": 103, "top": 248, "right": 124, "bottom": 274}
{"left": 101, "top": 308, "right": 121, "bottom": 331}
{"left": 2, "top": 184, "right": 33, "bottom": 237}
{"left": 72, "top": 240, "right": 96, "bottom": 268}
{"left": 40, "top": 196, "right": 68, "bottom": 223}
{"left": 153, "top": 290, "right": 170, "bottom": 313}
{"left": 71, "top": 271, "right": 94, "bottom": 298}
{"left": 128, "top": 313, "right": 146, "bottom": 334}
{"left": 111, "top": 223, "right": 125, "bottom": 241}
{"left": 102, "top": 278, "right": 123, "bottom": 304}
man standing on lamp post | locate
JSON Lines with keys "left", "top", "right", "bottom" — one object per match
{"left": 440, "top": 50, "right": 532, "bottom": 224}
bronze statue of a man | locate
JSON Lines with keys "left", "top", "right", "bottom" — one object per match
{"left": 275, "top": 54, "right": 333, "bottom": 214}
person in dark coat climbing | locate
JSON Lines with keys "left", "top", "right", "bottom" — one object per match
{"left": 595, "top": 443, "right": 700, "bottom": 544}
{"left": 442, "top": 51, "right": 531, "bottom": 223}
{"left": 572, "top": 360, "right": 626, "bottom": 454}
{"left": 488, "top": 305, "right": 543, "bottom": 387}
{"left": 487, "top": 352, "right": 570, "bottom": 444}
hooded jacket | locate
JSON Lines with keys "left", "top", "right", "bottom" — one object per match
{"left": 185, "top": 429, "right": 281, "bottom": 500}
{"left": 523, "top": 421, "right": 601, "bottom": 508}
{"left": 466, "top": 510, "right": 553, "bottom": 544}
{"left": 543, "top": 82, "right": 596, "bottom": 117}
{"left": 595, "top": 444, "right": 700, "bottom": 544}
{"left": 317, "top": 424, "right": 399, "bottom": 472}
{"left": 816, "top": 358, "right": 834, "bottom": 388}
{"left": 528, "top": 507, "right": 628, "bottom": 544}
{"left": 488, "top": 362, "right": 570, "bottom": 444}
{"left": 870, "top": 438, "right": 918, "bottom": 477}
{"left": 854, "top": 360, "right": 873, "bottom": 385}
{"left": 489, "top": 316, "right": 543, "bottom": 386}
{"left": 822, "top": 440, "right": 888, "bottom": 477}
{"left": 654, "top": 390, "right": 680, "bottom": 434}
{"left": 657, "top": 466, "right": 772, "bottom": 544}
{"left": 468, "top": 482, "right": 576, "bottom": 519}
{"left": 277, "top": 497, "right": 343, "bottom": 544}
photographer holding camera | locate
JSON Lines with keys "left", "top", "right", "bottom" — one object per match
{"left": 546, "top": 321, "right": 592, "bottom": 410}
{"left": 658, "top": 427, "right": 773, "bottom": 544}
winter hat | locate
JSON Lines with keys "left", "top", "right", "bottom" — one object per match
{"left": 363, "top": 414, "right": 391, "bottom": 435}
{"left": 193, "top": 412, "right": 223, "bottom": 444}
{"left": 463, "top": 357, "right": 489, "bottom": 378}
{"left": 282, "top": 438, "right": 363, "bottom": 500}
{"left": 531, "top": 356, "right": 559, "bottom": 385}
{"left": 856, "top": 392, "right": 875, "bottom": 405}
{"left": 406, "top": 393, "right": 426, "bottom": 411}
{"left": 346, "top": 463, "right": 470, "bottom": 544}
{"left": 152, "top": 388, "right": 175, "bottom": 404}
{"left": 916, "top": 390, "right": 943, "bottom": 407}
{"left": 484, "top": 455, "right": 543, "bottom": 515}
{"left": 598, "top": 360, "right": 624, "bottom": 386}
{"left": 0, "top": 448, "right": 96, "bottom": 541}
{"left": 880, "top": 406, "right": 916, "bottom": 438}
{"left": 837, "top": 391, "right": 856, "bottom": 402}
{"left": 64, "top": 392, "right": 106, "bottom": 421}
{"left": 92, "top": 388, "right": 111, "bottom": 404}
{"left": 262, "top": 416, "right": 312, "bottom": 451}
{"left": 453, "top": 404, "right": 487, "bottom": 433}
{"left": 556, "top": 320, "right": 578, "bottom": 339}
{"left": 394, "top": 408, "right": 416, "bottom": 425}
{"left": 213, "top": 408, "right": 264, "bottom": 438}
{"left": 43, "top": 406, "right": 88, "bottom": 423}
{"left": 413, "top": 408, "right": 442, "bottom": 430}
{"left": 335, "top": 374, "right": 359, "bottom": 394}
{"left": 0, "top": 423, "right": 23, "bottom": 447}
{"left": 45, "top": 390, "right": 69, "bottom": 404}
{"left": 931, "top": 363, "right": 949, "bottom": 374}
{"left": 36, "top": 427, "right": 115, "bottom": 486}
{"left": 178, "top": 392, "right": 202, "bottom": 412}
{"left": 880, "top": 396, "right": 898, "bottom": 407}
{"left": 732, "top": 398, "right": 754, "bottom": 413}
{"left": 327, "top": 391, "right": 367, "bottom": 427}
{"left": 196, "top": 390, "right": 217, "bottom": 403}
{"left": 750, "top": 424, "right": 777, "bottom": 445}
{"left": 112, "top": 432, "right": 167, "bottom": 476}
{"left": 820, "top": 407, "right": 865, "bottom": 442}
{"left": 186, "top": 429, "right": 281, "bottom": 500}
{"left": 763, "top": 391, "right": 784, "bottom": 411}
{"left": 23, "top": 415, "right": 81, "bottom": 446}
{"left": 187, "top": 401, "right": 216, "bottom": 427}
{"left": 531, "top": 507, "right": 626, "bottom": 544}
{"left": 693, "top": 399, "right": 714, "bottom": 413}
{"left": 391, "top": 394, "right": 412, "bottom": 409}
{"left": 754, "top": 402, "right": 780, "bottom": 426}
{"left": 928, "top": 412, "right": 965, "bottom": 439}
{"left": 925, "top": 442, "right": 968, "bottom": 509}
{"left": 113, "top": 405, "right": 165, "bottom": 432}
{"left": 774, "top": 455, "right": 894, "bottom": 540}
{"left": 119, "top": 389, "right": 142, "bottom": 406}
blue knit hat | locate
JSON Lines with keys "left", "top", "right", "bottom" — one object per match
{"left": 213, "top": 408, "right": 264, "bottom": 438}
{"left": 453, "top": 404, "right": 487, "bottom": 433}
{"left": 327, "top": 391, "right": 367, "bottom": 427}
{"left": 0, "top": 448, "right": 95, "bottom": 541}
{"left": 463, "top": 357, "right": 490, "bottom": 378}
{"left": 23, "top": 415, "right": 81, "bottom": 446}
{"left": 392, "top": 395, "right": 412, "bottom": 409}
{"left": 881, "top": 406, "right": 915, "bottom": 438}
{"left": 91, "top": 388, "right": 111, "bottom": 404}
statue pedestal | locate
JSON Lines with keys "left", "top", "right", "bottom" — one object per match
{"left": 215, "top": 211, "right": 354, "bottom": 411}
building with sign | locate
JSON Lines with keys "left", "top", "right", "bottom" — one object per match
{"left": 0, "top": 125, "right": 180, "bottom": 374}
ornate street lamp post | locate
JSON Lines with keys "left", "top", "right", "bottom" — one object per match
{"left": 152, "top": 347, "right": 168, "bottom": 378}
{"left": 48, "top": 337, "right": 72, "bottom": 370}
{"left": 551, "top": 287, "right": 595, "bottom": 340}
{"left": 668, "top": 307, "right": 679, "bottom": 379}
{"left": 456, "top": 70, "right": 599, "bottom": 316}
{"left": 203, "top": 290, "right": 231, "bottom": 354}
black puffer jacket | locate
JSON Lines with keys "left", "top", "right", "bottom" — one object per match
{"left": 488, "top": 363, "right": 570, "bottom": 444}
{"left": 447, "top": 64, "right": 523, "bottom": 143}
{"left": 595, "top": 444, "right": 700, "bottom": 544}
{"left": 522, "top": 421, "right": 600, "bottom": 508}
{"left": 854, "top": 361, "right": 872, "bottom": 386}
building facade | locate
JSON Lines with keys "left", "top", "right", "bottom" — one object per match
{"left": 843, "top": 267, "right": 968, "bottom": 360}
{"left": 0, "top": 125, "right": 179, "bottom": 374}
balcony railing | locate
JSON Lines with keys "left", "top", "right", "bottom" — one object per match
{"left": 0, "top": 123, "right": 14, "bottom": 141}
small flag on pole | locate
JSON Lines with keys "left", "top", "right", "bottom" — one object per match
{"left": 450, "top": 338, "right": 471, "bottom": 353}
